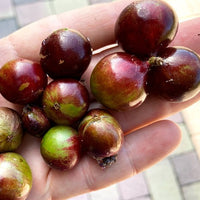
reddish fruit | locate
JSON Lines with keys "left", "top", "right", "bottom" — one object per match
{"left": 0, "top": 107, "right": 23, "bottom": 153}
{"left": 146, "top": 46, "right": 200, "bottom": 102}
{"left": 90, "top": 52, "right": 148, "bottom": 110}
{"left": 78, "top": 109, "right": 123, "bottom": 168}
{"left": 21, "top": 105, "right": 51, "bottom": 138}
{"left": 115, "top": 0, "right": 178, "bottom": 59}
{"left": 0, "top": 58, "right": 47, "bottom": 105}
{"left": 40, "top": 28, "right": 92, "bottom": 79}
{"left": 40, "top": 125, "right": 81, "bottom": 170}
{"left": 42, "top": 79, "right": 89, "bottom": 125}
{"left": 0, "top": 152, "right": 32, "bottom": 200}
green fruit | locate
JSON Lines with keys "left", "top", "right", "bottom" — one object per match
{"left": 0, "top": 152, "right": 32, "bottom": 200}
{"left": 40, "top": 125, "right": 81, "bottom": 170}
{"left": 0, "top": 107, "right": 23, "bottom": 152}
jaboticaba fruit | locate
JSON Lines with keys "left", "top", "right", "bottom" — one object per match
{"left": 40, "top": 125, "right": 81, "bottom": 170}
{"left": 0, "top": 152, "right": 32, "bottom": 200}
{"left": 40, "top": 28, "right": 92, "bottom": 79}
{"left": 146, "top": 46, "right": 200, "bottom": 102}
{"left": 78, "top": 109, "right": 124, "bottom": 168}
{"left": 115, "top": 0, "right": 178, "bottom": 59}
{"left": 0, "top": 107, "right": 23, "bottom": 153}
{"left": 90, "top": 52, "right": 148, "bottom": 110}
{"left": 42, "top": 79, "right": 90, "bottom": 125}
{"left": 0, "top": 58, "right": 47, "bottom": 105}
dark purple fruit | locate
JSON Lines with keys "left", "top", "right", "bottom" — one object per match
{"left": 115, "top": 0, "right": 178, "bottom": 59}
{"left": 78, "top": 109, "right": 123, "bottom": 168}
{"left": 42, "top": 79, "right": 90, "bottom": 125}
{"left": 40, "top": 28, "right": 92, "bottom": 79}
{"left": 21, "top": 105, "right": 51, "bottom": 138}
{"left": 0, "top": 58, "right": 47, "bottom": 105}
{"left": 146, "top": 46, "right": 200, "bottom": 102}
{"left": 40, "top": 125, "right": 81, "bottom": 170}
{"left": 0, "top": 107, "right": 23, "bottom": 153}
{"left": 0, "top": 152, "right": 32, "bottom": 200}
{"left": 90, "top": 52, "right": 148, "bottom": 110}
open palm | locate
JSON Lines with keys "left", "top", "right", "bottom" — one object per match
{"left": 0, "top": 0, "right": 200, "bottom": 199}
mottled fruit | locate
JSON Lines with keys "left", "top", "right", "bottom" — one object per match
{"left": 115, "top": 0, "right": 178, "bottom": 59}
{"left": 42, "top": 79, "right": 89, "bottom": 125}
{"left": 78, "top": 109, "right": 123, "bottom": 168}
{"left": 0, "top": 152, "right": 32, "bottom": 200}
{"left": 40, "top": 125, "right": 81, "bottom": 170}
{"left": 90, "top": 52, "right": 148, "bottom": 110}
{"left": 146, "top": 46, "right": 200, "bottom": 102}
{"left": 0, "top": 58, "right": 47, "bottom": 105}
{"left": 40, "top": 28, "right": 92, "bottom": 79}
{"left": 22, "top": 105, "right": 51, "bottom": 138}
{"left": 0, "top": 107, "right": 23, "bottom": 152}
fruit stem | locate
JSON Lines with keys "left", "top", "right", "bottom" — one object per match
{"left": 148, "top": 56, "right": 164, "bottom": 67}
{"left": 97, "top": 155, "right": 117, "bottom": 169}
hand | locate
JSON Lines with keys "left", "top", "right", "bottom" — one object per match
{"left": 0, "top": 0, "right": 200, "bottom": 199}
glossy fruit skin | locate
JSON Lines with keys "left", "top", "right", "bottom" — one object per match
{"left": 40, "top": 125, "right": 81, "bottom": 170}
{"left": 42, "top": 79, "right": 89, "bottom": 125}
{"left": 0, "top": 107, "right": 23, "bottom": 153}
{"left": 40, "top": 28, "right": 92, "bottom": 79}
{"left": 0, "top": 58, "right": 47, "bottom": 105}
{"left": 90, "top": 52, "right": 148, "bottom": 110}
{"left": 146, "top": 46, "right": 200, "bottom": 102}
{"left": 21, "top": 105, "right": 51, "bottom": 138}
{"left": 0, "top": 152, "right": 32, "bottom": 200}
{"left": 78, "top": 109, "right": 123, "bottom": 168}
{"left": 115, "top": 0, "right": 178, "bottom": 59}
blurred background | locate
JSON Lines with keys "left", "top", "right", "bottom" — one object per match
{"left": 0, "top": 0, "right": 200, "bottom": 199}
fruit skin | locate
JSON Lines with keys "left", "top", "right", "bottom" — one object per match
{"left": 90, "top": 52, "right": 148, "bottom": 110}
{"left": 115, "top": 0, "right": 178, "bottom": 59}
{"left": 78, "top": 109, "right": 123, "bottom": 168}
{"left": 42, "top": 79, "right": 89, "bottom": 125}
{"left": 21, "top": 105, "right": 51, "bottom": 138}
{"left": 0, "top": 58, "right": 47, "bottom": 105}
{"left": 40, "top": 28, "right": 92, "bottom": 79}
{"left": 0, "top": 107, "right": 23, "bottom": 153}
{"left": 40, "top": 125, "right": 81, "bottom": 170}
{"left": 146, "top": 46, "right": 200, "bottom": 102}
{"left": 0, "top": 152, "right": 32, "bottom": 200}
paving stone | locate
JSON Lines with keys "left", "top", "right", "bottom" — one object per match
{"left": 89, "top": 184, "right": 120, "bottom": 200}
{"left": 132, "top": 196, "right": 151, "bottom": 200}
{"left": 182, "top": 101, "right": 200, "bottom": 135}
{"left": 171, "top": 151, "right": 200, "bottom": 185}
{"left": 166, "top": 112, "right": 183, "bottom": 123}
{"left": 145, "top": 159, "right": 182, "bottom": 200}
{"left": 15, "top": 1, "right": 52, "bottom": 27}
{"left": 192, "top": 134, "right": 200, "bottom": 159}
{"left": 170, "top": 123, "right": 194, "bottom": 156}
{"left": 0, "top": 0, "right": 14, "bottom": 19}
{"left": 13, "top": 0, "right": 43, "bottom": 5}
{"left": 118, "top": 173, "right": 149, "bottom": 200}
{"left": 182, "top": 182, "right": 200, "bottom": 200}
{"left": 52, "top": 0, "right": 89, "bottom": 14}
{"left": 88, "top": 0, "right": 113, "bottom": 4}
{"left": 0, "top": 18, "right": 18, "bottom": 38}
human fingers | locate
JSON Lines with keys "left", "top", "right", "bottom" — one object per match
{"left": 48, "top": 120, "right": 181, "bottom": 200}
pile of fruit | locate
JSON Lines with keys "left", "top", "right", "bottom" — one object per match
{"left": 1, "top": 0, "right": 200, "bottom": 199}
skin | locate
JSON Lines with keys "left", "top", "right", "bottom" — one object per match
{"left": 0, "top": 0, "right": 199, "bottom": 199}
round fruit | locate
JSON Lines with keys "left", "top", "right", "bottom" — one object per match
{"left": 0, "top": 58, "right": 47, "bottom": 105}
{"left": 40, "top": 28, "right": 92, "bottom": 79}
{"left": 90, "top": 52, "right": 148, "bottom": 110}
{"left": 42, "top": 79, "right": 89, "bottom": 125}
{"left": 21, "top": 105, "right": 51, "bottom": 138}
{"left": 40, "top": 125, "right": 81, "bottom": 170}
{"left": 0, "top": 152, "right": 32, "bottom": 200}
{"left": 146, "top": 46, "right": 200, "bottom": 102}
{"left": 115, "top": 0, "right": 178, "bottom": 59}
{"left": 0, "top": 107, "right": 23, "bottom": 153}
{"left": 78, "top": 109, "right": 123, "bottom": 168}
